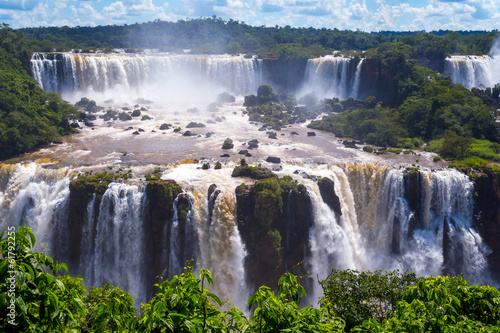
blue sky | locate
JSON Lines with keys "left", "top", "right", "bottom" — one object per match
{"left": 0, "top": 0, "right": 498, "bottom": 31}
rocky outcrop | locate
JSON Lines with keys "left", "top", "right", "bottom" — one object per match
{"left": 471, "top": 169, "right": 500, "bottom": 282}
{"left": 317, "top": 177, "right": 341, "bottom": 220}
{"left": 235, "top": 176, "right": 314, "bottom": 291}
{"left": 144, "top": 179, "right": 183, "bottom": 297}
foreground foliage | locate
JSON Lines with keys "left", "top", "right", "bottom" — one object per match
{"left": 2, "top": 227, "right": 500, "bottom": 332}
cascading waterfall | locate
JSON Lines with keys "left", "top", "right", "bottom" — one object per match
{"left": 0, "top": 162, "right": 72, "bottom": 252}
{"left": 31, "top": 53, "right": 264, "bottom": 100}
{"left": 352, "top": 58, "right": 364, "bottom": 99}
{"left": 91, "top": 183, "right": 147, "bottom": 305}
{"left": 166, "top": 193, "right": 200, "bottom": 279}
{"left": 192, "top": 184, "right": 250, "bottom": 310}
{"left": 445, "top": 55, "right": 500, "bottom": 90}
{"left": 0, "top": 162, "right": 495, "bottom": 309}
{"left": 307, "top": 164, "right": 491, "bottom": 293}
{"left": 302, "top": 55, "right": 363, "bottom": 100}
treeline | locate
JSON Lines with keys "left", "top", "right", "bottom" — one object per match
{"left": 0, "top": 24, "right": 78, "bottom": 159}
{"left": 17, "top": 17, "right": 498, "bottom": 60}
{"left": 2, "top": 226, "right": 500, "bottom": 332}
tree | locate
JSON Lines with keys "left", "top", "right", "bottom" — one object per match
{"left": 248, "top": 273, "right": 345, "bottom": 333}
{"left": 353, "top": 276, "right": 500, "bottom": 332}
{"left": 319, "top": 268, "right": 420, "bottom": 331}
{"left": 0, "top": 226, "right": 85, "bottom": 332}
{"left": 440, "top": 130, "right": 473, "bottom": 158}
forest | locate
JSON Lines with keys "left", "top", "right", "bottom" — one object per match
{"left": 1, "top": 226, "right": 499, "bottom": 332}
{"left": 0, "top": 24, "right": 78, "bottom": 159}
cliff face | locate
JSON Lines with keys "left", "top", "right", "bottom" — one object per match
{"left": 235, "top": 176, "right": 315, "bottom": 291}
{"left": 472, "top": 170, "right": 500, "bottom": 282}
{"left": 262, "top": 58, "right": 308, "bottom": 94}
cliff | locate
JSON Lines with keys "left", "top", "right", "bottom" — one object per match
{"left": 472, "top": 169, "right": 500, "bottom": 282}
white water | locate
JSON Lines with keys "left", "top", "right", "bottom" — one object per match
{"left": 306, "top": 164, "right": 491, "bottom": 297}
{"left": 0, "top": 162, "right": 72, "bottom": 252}
{"left": 0, "top": 162, "right": 494, "bottom": 308}
{"left": 31, "top": 52, "right": 264, "bottom": 104}
{"left": 91, "top": 183, "right": 147, "bottom": 305}
{"left": 445, "top": 55, "right": 500, "bottom": 90}
{"left": 302, "top": 55, "right": 364, "bottom": 100}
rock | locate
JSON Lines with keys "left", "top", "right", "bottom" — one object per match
{"left": 118, "top": 112, "right": 132, "bottom": 121}
{"left": 258, "top": 126, "right": 267, "bottom": 131}
{"left": 268, "top": 132, "right": 277, "bottom": 139}
{"left": 317, "top": 177, "right": 342, "bottom": 219}
{"left": 217, "top": 92, "right": 236, "bottom": 104}
{"left": 187, "top": 107, "right": 200, "bottom": 113}
{"left": 266, "top": 156, "right": 281, "bottom": 164}
{"left": 138, "top": 128, "right": 145, "bottom": 132}
{"left": 239, "top": 150, "right": 248, "bottom": 155}
{"left": 291, "top": 131, "right": 299, "bottom": 136}
{"left": 124, "top": 126, "right": 134, "bottom": 131}
{"left": 160, "top": 123, "right": 171, "bottom": 130}
{"left": 207, "top": 184, "right": 221, "bottom": 223}
{"left": 235, "top": 176, "right": 314, "bottom": 293}
{"left": 132, "top": 131, "right": 140, "bottom": 135}
{"left": 87, "top": 114, "right": 97, "bottom": 121}
{"left": 472, "top": 170, "right": 500, "bottom": 282}
{"left": 245, "top": 153, "right": 252, "bottom": 157}
{"left": 248, "top": 139, "right": 259, "bottom": 148}
{"left": 183, "top": 130, "right": 196, "bottom": 137}
{"left": 70, "top": 122, "right": 81, "bottom": 129}
{"left": 186, "top": 122, "right": 206, "bottom": 128}
{"left": 232, "top": 165, "right": 275, "bottom": 179}
{"left": 343, "top": 140, "right": 357, "bottom": 148}
{"left": 220, "top": 154, "right": 230, "bottom": 157}
{"left": 222, "top": 138, "right": 234, "bottom": 149}
{"left": 307, "top": 131, "right": 316, "bottom": 136}
{"left": 205, "top": 132, "right": 215, "bottom": 138}
{"left": 207, "top": 120, "right": 216, "bottom": 124}
{"left": 84, "top": 120, "right": 94, "bottom": 127}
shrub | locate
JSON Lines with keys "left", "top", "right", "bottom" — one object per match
{"left": 363, "top": 145, "right": 374, "bottom": 153}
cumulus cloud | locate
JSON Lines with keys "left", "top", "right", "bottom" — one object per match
{"left": 0, "top": 0, "right": 498, "bottom": 32}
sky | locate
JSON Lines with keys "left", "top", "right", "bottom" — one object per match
{"left": 0, "top": 0, "right": 499, "bottom": 32}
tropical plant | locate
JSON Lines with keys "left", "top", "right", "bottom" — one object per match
{"left": 0, "top": 226, "right": 85, "bottom": 332}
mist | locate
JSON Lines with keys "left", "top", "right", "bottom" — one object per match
{"left": 490, "top": 36, "right": 500, "bottom": 58}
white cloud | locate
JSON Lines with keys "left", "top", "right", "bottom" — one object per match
{"left": 103, "top": 1, "right": 128, "bottom": 19}
{"left": 0, "top": 0, "right": 497, "bottom": 32}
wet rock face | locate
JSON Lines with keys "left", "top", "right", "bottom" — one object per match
{"left": 235, "top": 177, "right": 314, "bottom": 291}
{"left": 472, "top": 170, "right": 500, "bottom": 281}
{"left": 317, "top": 177, "right": 341, "bottom": 220}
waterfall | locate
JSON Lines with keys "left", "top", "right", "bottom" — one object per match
{"left": 0, "top": 162, "right": 72, "bottom": 252}
{"left": 352, "top": 59, "right": 364, "bottom": 99}
{"left": 445, "top": 55, "right": 500, "bottom": 89}
{"left": 307, "top": 165, "right": 491, "bottom": 292}
{"left": 90, "top": 183, "right": 147, "bottom": 304}
{"left": 302, "top": 55, "right": 362, "bottom": 100}
{"left": 0, "top": 162, "right": 495, "bottom": 309}
{"left": 166, "top": 193, "right": 200, "bottom": 279}
{"left": 31, "top": 52, "right": 264, "bottom": 102}
{"left": 192, "top": 184, "right": 250, "bottom": 310}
